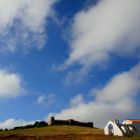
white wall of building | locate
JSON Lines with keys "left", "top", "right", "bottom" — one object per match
{"left": 104, "top": 121, "right": 123, "bottom": 136}
{"left": 123, "top": 120, "right": 140, "bottom": 133}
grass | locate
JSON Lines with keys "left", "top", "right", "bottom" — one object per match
{"left": 0, "top": 125, "right": 139, "bottom": 140}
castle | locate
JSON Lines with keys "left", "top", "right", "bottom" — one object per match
{"left": 48, "top": 117, "right": 93, "bottom": 128}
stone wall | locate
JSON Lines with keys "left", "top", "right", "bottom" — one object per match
{"left": 48, "top": 117, "right": 93, "bottom": 128}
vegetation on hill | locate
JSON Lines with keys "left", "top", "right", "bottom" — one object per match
{"left": 0, "top": 125, "right": 139, "bottom": 140}
{"left": 12, "top": 121, "right": 48, "bottom": 130}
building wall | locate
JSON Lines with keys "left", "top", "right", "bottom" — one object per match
{"left": 104, "top": 121, "right": 123, "bottom": 136}
{"left": 48, "top": 117, "right": 93, "bottom": 128}
{"left": 123, "top": 120, "right": 140, "bottom": 133}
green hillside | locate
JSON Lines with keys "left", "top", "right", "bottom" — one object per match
{"left": 0, "top": 125, "right": 139, "bottom": 140}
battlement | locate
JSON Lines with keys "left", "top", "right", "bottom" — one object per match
{"left": 48, "top": 117, "right": 93, "bottom": 128}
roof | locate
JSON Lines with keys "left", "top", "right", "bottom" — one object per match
{"left": 127, "top": 119, "right": 140, "bottom": 123}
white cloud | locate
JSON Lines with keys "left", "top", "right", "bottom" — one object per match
{"left": 0, "top": 69, "right": 23, "bottom": 98}
{"left": 53, "top": 63, "right": 140, "bottom": 127}
{"left": 0, "top": 118, "right": 34, "bottom": 129}
{"left": 65, "top": 0, "right": 140, "bottom": 68}
{"left": 96, "top": 66, "right": 140, "bottom": 103}
{"left": 70, "top": 94, "right": 84, "bottom": 107}
{"left": 0, "top": 0, "right": 58, "bottom": 53}
{"left": 64, "top": 67, "right": 90, "bottom": 85}
{"left": 37, "top": 94, "right": 56, "bottom": 106}
{"left": 37, "top": 95, "right": 46, "bottom": 105}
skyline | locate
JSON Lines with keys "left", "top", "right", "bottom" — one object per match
{"left": 0, "top": 0, "right": 140, "bottom": 129}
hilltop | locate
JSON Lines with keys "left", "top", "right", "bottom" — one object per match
{"left": 0, "top": 125, "right": 139, "bottom": 140}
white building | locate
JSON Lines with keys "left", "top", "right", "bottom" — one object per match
{"left": 104, "top": 120, "right": 124, "bottom": 136}
{"left": 104, "top": 119, "right": 137, "bottom": 136}
{"left": 123, "top": 119, "right": 140, "bottom": 133}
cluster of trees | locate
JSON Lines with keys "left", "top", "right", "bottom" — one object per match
{"left": 13, "top": 121, "right": 48, "bottom": 130}
{"left": 1, "top": 121, "right": 48, "bottom": 131}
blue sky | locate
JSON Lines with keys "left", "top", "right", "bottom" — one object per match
{"left": 0, "top": 0, "right": 140, "bottom": 128}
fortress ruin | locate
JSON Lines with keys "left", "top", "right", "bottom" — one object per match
{"left": 48, "top": 117, "right": 93, "bottom": 128}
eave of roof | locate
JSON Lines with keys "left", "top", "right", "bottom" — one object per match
{"left": 127, "top": 119, "right": 140, "bottom": 123}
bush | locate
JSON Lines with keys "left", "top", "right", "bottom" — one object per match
{"left": 12, "top": 121, "right": 48, "bottom": 130}
{"left": 33, "top": 121, "right": 48, "bottom": 128}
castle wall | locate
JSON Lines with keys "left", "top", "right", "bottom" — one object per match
{"left": 48, "top": 117, "right": 93, "bottom": 128}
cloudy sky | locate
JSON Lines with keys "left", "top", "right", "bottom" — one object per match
{"left": 0, "top": 0, "right": 140, "bottom": 129}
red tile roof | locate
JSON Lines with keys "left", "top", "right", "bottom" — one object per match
{"left": 127, "top": 119, "right": 140, "bottom": 123}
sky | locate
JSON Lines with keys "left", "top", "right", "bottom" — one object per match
{"left": 0, "top": 0, "right": 140, "bottom": 129}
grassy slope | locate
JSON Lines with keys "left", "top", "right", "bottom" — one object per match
{"left": 0, "top": 125, "right": 139, "bottom": 140}
{"left": 0, "top": 125, "right": 102, "bottom": 136}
